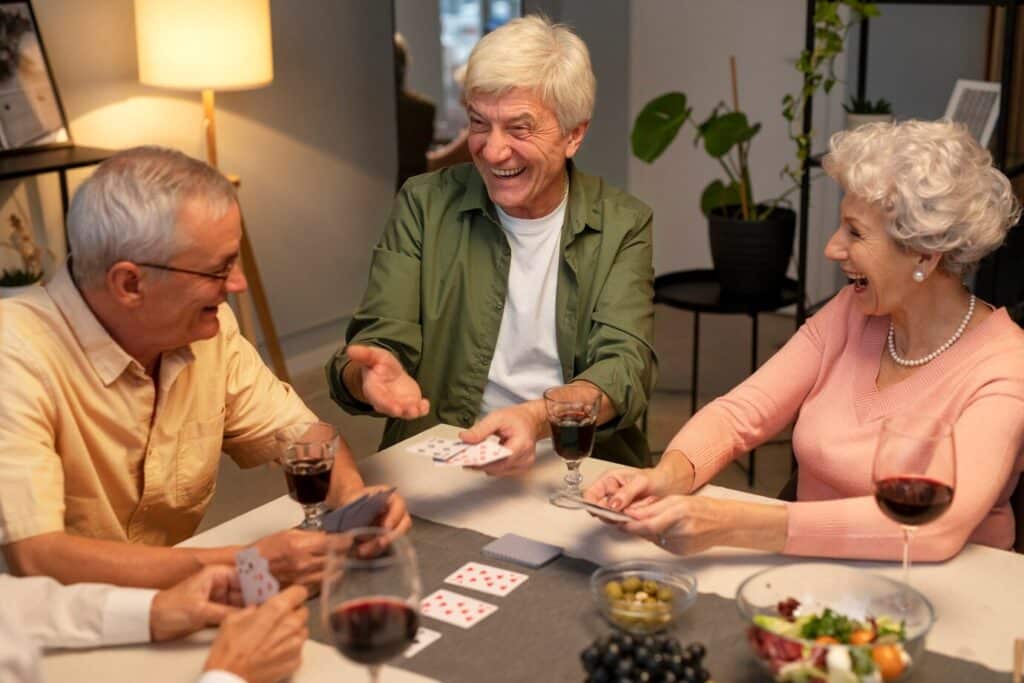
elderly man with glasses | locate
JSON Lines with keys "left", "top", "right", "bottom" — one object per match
{"left": 0, "top": 146, "right": 410, "bottom": 591}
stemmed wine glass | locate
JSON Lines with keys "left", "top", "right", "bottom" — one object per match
{"left": 322, "top": 527, "right": 421, "bottom": 683}
{"left": 275, "top": 421, "right": 338, "bottom": 529}
{"left": 544, "top": 383, "right": 602, "bottom": 508}
{"left": 872, "top": 415, "right": 956, "bottom": 593}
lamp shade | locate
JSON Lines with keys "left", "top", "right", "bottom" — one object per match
{"left": 135, "top": 0, "right": 273, "bottom": 91}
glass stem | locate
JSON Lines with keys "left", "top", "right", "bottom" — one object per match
{"left": 565, "top": 461, "right": 583, "bottom": 495}
{"left": 901, "top": 525, "right": 915, "bottom": 589}
{"left": 368, "top": 664, "right": 381, "bottom": 683}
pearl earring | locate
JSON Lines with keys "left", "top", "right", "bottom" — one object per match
{"left": 912, "top": 268, "right": 925, "bottom": 283}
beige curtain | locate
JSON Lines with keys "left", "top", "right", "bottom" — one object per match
{"left": 987, "top": 8, "right": 1024, "bottom": 198}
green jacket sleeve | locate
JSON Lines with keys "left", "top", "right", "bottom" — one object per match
{"left": 325, "top": 185, "right": 425, "bottom": 416}
{"left": 574, "top": 208, "right": 658, "bottom": 432}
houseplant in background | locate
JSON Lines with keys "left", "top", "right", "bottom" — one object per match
{"left": 844, "top": 95, "right": 894, "bottom": 130}
{"left": 0, "top": 214, "right": 48, "bottom": 298}
{"left": 632, "top": 1, "right": 877, "bottom": 300}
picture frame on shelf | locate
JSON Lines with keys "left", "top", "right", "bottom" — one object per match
{"left": 944, "top": 79, "right": 1001, "bottom": 148}
{"left": 0, "top": 0, "right": 71, "bottom": 155}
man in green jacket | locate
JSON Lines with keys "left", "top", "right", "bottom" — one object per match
{"left": 326, "top": 15, "right": 656, "bottom": 471}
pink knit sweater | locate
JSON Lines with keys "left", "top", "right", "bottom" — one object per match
{"left": 667, "top": 286, "right": 1024, "bottom": 560}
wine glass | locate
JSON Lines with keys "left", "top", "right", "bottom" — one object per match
{"left": 322, "top": 527, "right": 421, "bottom": 683}
{"left": 872, "top": 415, "right": 956, "bottom": 593}
{"left": 544, "top": 383, "right": 602, "bottom": 508}
{"left": 275, "top": 421, "right": 338, "bottom": 529}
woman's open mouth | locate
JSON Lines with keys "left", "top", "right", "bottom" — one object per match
{"left": 846, "top": 272, "right": 868, "bottom": 292}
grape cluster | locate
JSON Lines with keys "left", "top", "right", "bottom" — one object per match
{"left": 580, "top": 633, "right": 711, "bottom": 683}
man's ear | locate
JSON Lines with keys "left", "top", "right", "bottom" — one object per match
{"left": 106, "top": 261, "right": 146, "bottom": 308}
{"left": 564, "top": 120, "right": 590, "bottom": 159}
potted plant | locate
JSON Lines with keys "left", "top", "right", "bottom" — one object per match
{"left": 632, "top": 2, "right": 876, "bottom": 300}
{"left": 844, "top": 95, "right": 893, "bottom": 130}
{"left": 0, "top": 214, "right": 48, "bottom": 298}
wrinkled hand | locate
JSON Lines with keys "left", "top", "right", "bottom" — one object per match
{"left": 204, "top": 585, "right": 309, "bottom": 683}
{"left": 347, "top": 344, "right": 429, "bottom": 419}
{"left": 150, "top": 565, "right": 242, "bottom": 642}
{"left": 583, "top": 467, "right": 673, "bottom": 512}
{"left": 250, "top": 529, "right": 326, "bottom": 592}
{"left": 459, "top": 402, "right": 545, "bottom": 476}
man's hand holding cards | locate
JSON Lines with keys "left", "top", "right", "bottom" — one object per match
{"left": 408, "top": 436, "right": 513, "bottom": 468}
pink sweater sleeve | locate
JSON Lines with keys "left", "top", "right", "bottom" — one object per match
{"left": 785, "top": 377, "right": 1024, "bottom": 560}
{"left": 664, "top": 299, "right": 837, "bottom": 489}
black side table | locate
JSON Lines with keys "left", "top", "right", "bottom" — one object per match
{"left": 654, "top": 269, "right": 799, "bottom": 486}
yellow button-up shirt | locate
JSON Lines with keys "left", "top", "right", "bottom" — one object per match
{"left": 0, "top": 264, "right": 315, "bottom": 546}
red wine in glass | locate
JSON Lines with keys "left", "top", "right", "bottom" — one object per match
{"left": 283, "top": 459, "right": 332, "bottom": 505}
{"left": 330, "top": 597, "right": 419, "bottom": 665}
{"left": 874, "top": 476, "right": 954, "bottom": 525}
{"left": 550, "top": 412, "right": 597, "bottom": 461}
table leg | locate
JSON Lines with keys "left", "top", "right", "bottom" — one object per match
{"left": 691, "top": 311, "right": 700, "bottom": 416}
{"left": 748, "top": 313, "right": 759, "bottom": 487}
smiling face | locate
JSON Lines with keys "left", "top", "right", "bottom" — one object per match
{"left": 466, "top": 88, "right": 588, "bottom": 219}
{"left": 824, "top": 193, "right": 921, "bottom": 316}
{"left": 140, "top": 198, "right": 247, "bottom": 349}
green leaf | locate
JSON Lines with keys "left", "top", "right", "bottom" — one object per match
{"left": 699, "top": 111, "right": 760, "bottom": 158}
{"left": 631, "top": 92, "right": 690, "bottom": 163}
{"left": 700, "top": 180, "right": 742, "bottom": 216}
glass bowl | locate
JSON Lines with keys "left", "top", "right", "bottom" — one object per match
{"left": 590, "top": 560, "right": 698, "bottom": 634}
{"left": 736, "top": 563, "right": 934, "bottom": 682}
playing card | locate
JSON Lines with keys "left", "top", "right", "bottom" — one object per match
{"left": 419, "top": 589, "right": 497, "bottom": 629}
{"left": 408, "top": 437, "right": 468, "bottom": 461}
{"left": 443, "top": 439, "right": 513, "bottom": 467}
{"left": 235, "top": 547, "right": 279, "bottom": 606}
{"left": 322, "top": 487, "right": 396, "bottom": 533}
{"left": 443, "top": 561, "right": 528, "bottom": 597}
{"left": 556, "top": 494, "right": 632, "bottom": 523}
{"left": 403, "top": 627, "right": 442, "bottom": 658}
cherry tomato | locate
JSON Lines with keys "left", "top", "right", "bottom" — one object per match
{"left": 850, "top": 629, "right": 875, "bottom": 645}
{"left": 814, "top": 636, "right": 839, "bottom": 645}
{"left": 872, "top": 644, "right": 906, "bottom": 681}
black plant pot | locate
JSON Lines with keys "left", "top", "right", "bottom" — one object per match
{"left": 707, "top": 205, "right": 796, "bottom": 301}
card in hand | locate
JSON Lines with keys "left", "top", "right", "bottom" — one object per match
{"left": 408, "top": 437, "right": 468, "bottom": 461}
{"left": 235, "top": 547, "right": 279, "bottom": 606}
{"left": 419, "top": 589, "right": 497, "bottom": 629}
{"left": 443, "top": 561, "right": 528, "bottom": 597}
{"left": 557, "top": 494, "right": 632, "bottom": 523}
{"left": 404, "top": 627, "right": 442, "bottom": 658}
{"left": 442, "top": 439, "right": 513, "bottom": 467}
{"left": 322, "top": 487, "right": 396, "bottom": 533}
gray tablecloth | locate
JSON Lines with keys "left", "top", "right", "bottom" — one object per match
{"left": 308, "top": 518, "right": 1004, "bottom": 682}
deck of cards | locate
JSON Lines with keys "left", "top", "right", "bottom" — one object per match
{"left": 235, "top": 547, "right": 280, "bottom": 606}
{"left": 408, "top": 436, "right": 513, "bottom": 467}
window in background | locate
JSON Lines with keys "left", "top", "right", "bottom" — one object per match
{"left": 437, "top": 0, "right": 520, "bottom": 140}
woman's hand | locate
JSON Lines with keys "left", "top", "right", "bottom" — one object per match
{"left": 622, "top": 496, "right": 789, "bottom": 556}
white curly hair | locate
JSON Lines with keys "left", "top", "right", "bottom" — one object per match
{"left": 462, "top": 14, "right": 595, "bottom": 134}
{"left": 822, "top": 119, "right": 1021, "bottom": 275}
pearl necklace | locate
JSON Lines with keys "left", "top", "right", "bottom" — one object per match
{"left": 887, "top": 294, "right": 976, "bottom": 367}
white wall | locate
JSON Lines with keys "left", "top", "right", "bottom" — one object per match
{"left": 20, "top": 0, "right": 397, "bottom": 377}
{"left": 628, "top": 1, "right": 847, "bottom": 306}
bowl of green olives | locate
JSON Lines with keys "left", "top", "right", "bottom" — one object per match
{"left": 590, "top": 561, "right": 698, "bottom": 634}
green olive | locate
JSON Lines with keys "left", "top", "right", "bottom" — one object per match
{"left": 657, "top": 587, "right": 673, "bottom": 602}
{"left": 622, "top": 576, "right": 642, "bottom": 592}
{"left": 603, "top": 581, "right": 624, "bottom": 599}
{"left": 642, "top": 579, "right": 660, "bottom": 595}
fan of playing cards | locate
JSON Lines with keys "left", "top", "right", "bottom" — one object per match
{"left": 322, "top": 527, "right": 422, "bottom": 683}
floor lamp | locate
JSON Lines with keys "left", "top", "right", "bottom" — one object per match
{"left": 134, "top": 0, "right": 290, "bottom": 382}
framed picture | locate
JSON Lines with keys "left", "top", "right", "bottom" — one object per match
{"left": 943, "top": 79, "right": 1001, "bottom": 148}
{"left": 0, "top": 0, "right": 70, "bottom": 154}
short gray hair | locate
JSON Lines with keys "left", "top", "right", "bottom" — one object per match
{"left": 823, "top": 119, "right": 1022, "bottom": 275}
{"left": 68, "top": 146, "right": 237, "bottom": 288}
{"left": 463, "top": 14, "right": 595, "bottom": 133}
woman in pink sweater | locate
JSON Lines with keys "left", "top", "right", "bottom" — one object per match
{"left": 586, "top": 120, "right": 1024, "bottom": 561}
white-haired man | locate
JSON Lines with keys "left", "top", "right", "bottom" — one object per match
{"left": 328, "top": 15, "right": 657, "bottom": 473}
{"left": 0, "top": 146, "right": 410, "bottom": 589}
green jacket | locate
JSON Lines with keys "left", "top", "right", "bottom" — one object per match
{"left": 326, "top": 162, "right": 657, "bottom": 467}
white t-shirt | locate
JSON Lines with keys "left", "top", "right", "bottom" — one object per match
{"left": 479, "top": 192, "right": 568, "bottom": 416}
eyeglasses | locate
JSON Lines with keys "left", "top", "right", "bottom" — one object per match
{"left": 136, "top": 261, "right": 236, "bottom": 281}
